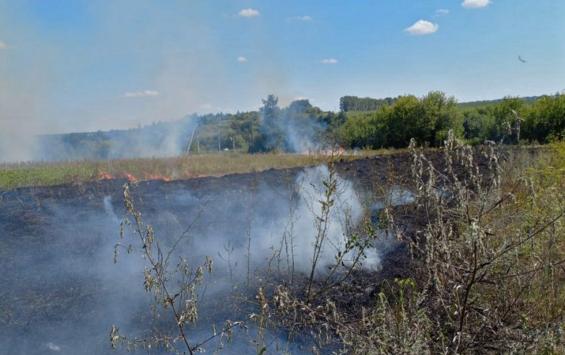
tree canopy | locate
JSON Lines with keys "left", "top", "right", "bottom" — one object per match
{"left": 35, "top": 92, "right": 564, "bottom": 160}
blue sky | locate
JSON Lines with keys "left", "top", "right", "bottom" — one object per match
{"left": 0, "top": 0, "right": 564, "bottom": 134}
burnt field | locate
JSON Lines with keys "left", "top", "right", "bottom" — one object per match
{"left": 1, "top": 2, "right": 563, "bottom": 353}
{"left": 1, "top": 146, "right": 560, "bottom": 355}
{"left": 0, "top": 153, "right": 423, "bottom": 354}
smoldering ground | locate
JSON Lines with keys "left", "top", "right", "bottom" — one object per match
{"left": 0, "top": 163, "right": 414, "bottom": 354}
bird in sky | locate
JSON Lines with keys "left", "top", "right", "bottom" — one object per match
{"left": 518, "top": 56, "right": 527, "bottom": 63}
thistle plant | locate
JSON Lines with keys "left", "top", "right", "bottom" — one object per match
{"left": 111, "top": 183, "right": 242, "bottom": 354}
{"left": 404, "top": 130, "right": 564, "bottom": 352}
{"left": 259, "top": 132, "right": 564, "bottom": 353}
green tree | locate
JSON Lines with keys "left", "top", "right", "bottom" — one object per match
{"left": 462, "top": 108, "right": 496, "bottom": 144}
{"left": 338, "top": 110, "right": 388, "bottom": 148}
{"left": 385, "top": 95, "right": 422, "bottom": 147}
{"left": 252, "top": 95, "right": 284, "bottom": 152}
{"left": 421, "top": 91, "right": 462, "bottom": 145}
{"left": 339, "top": 95, "right": 396, "bottom": 112}
{"left": 490, "top": 97, "right": 524, "bottom": 143}
{"left": 523, "top": 94, "right": 565, "bottom": 143}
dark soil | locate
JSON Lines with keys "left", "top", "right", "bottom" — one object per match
{"left": 0, "top": 151, "right": 466, "bottom": 354}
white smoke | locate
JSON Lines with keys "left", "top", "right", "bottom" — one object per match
{"left": 2, "top": 164, "right": 406, "bottom": 353}
{"left": 165, "top": 165, "right": 381, "bottom": 279}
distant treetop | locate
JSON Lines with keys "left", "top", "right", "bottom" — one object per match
{"left": 339, "top": 96, "right": 397, "bottom": 112}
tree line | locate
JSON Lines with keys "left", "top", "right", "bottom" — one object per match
{"left": 338, "top": 92, "right": 564, "bottom": 149}
{"left": 197, "top": 92, "right": 563, "bottom": 153}
{"left": 191, "top": 95, "right": 344, "bottom": 153}
{"left": 37, "top": 92, "right": 564, "bottom": 160}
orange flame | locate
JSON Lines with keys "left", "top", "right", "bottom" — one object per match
{"left": 98, "top": 171, "right": 172, "bottom": 182}
{"left": 123, "top": 173, "right": 138, "bottom": 182}
{"left": 144, "top": 173, "right": 172, "bottom": 182}
{"left": 98, "top": 172, "right": 113, "bottom": 180}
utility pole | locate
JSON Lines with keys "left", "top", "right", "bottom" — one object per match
{"left": 217, "top": 115, "right": 222, "bottom": 152}
{"left": 511, "top": 109, "right": 523, "bottom": 143}
{"left": 185, "top": 126, "right": 197, "bottom": 155}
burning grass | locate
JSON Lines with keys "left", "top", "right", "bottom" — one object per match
{"left": 0, "top": 149, "right": 398, "bottom": 190}
{"left": 0, "top": 140, "right": 561, "bottom": 353}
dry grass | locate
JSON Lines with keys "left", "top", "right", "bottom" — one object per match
{"left": 257, "top": 139, "right": 564, "bottom": 353}
{"left": 0, "top": 149, "right": 398, "bottom": 190}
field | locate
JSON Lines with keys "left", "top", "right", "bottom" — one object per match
{"left": 0, "top": 152, "right": 412, "bottom": 353}
{"left": 1, "top": 143, "right": 563, "bottom": 354}
{"left": 2, "top": 2, "right": 564, "bottom": 354}
{"left": 0, "top": 149, "right": 398, "bottom": 190}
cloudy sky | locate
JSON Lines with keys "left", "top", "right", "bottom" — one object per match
{"left": 0, "top": 0, "right": 564, "bottom": 134}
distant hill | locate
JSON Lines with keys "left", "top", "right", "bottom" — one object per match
{"left": 35, "top": 117, "right": 198, "bottom": 161}
{"left": 339, "top": 94, "right": 549, "bottom": 112}
{"left": 457, "top": 95, "right": 542, "bottom": 109}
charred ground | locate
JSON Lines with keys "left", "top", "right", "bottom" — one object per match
{"left": 0, "top": 146, "right": 558, "bottom": 354}
{"left": 0, "top": 153, "right": 417, "bottom": 353}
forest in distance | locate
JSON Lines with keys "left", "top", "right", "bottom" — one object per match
{"left": 33, "top": 92, "right": 565, "bottom": 162}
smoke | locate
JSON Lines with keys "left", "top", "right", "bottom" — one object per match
{"left": 283, "top": 118, "right": 323, "bottom": 153}
{"left": 0, "top": 0, "right": 324, "bottom": 163}
{"left": 21, "top": 97, "right": 330, "bottom": 162}
{"left": 281, "top": 100, "right": 327, "bottom": 153}
{"left": 268, "top": 165, "right": 372, "bottom": 272}
{"left": 112, "top": 164, "right": 382, "bottom": 351}
{"left": 257, "top": 97, "right": 328, "bottom": 153}
{"left": 0, "top": 0, "right": 306, "bottom": 164}
{"left": 103, "top": 195, "right": 119, "bottom": 223}
{"left": 0, "top": 50, "right": 51, "bottom": 162}
{"left": 32, "top": 117, "right": 199, "bottom": 161}
{"left": 133, "top": 165, "right": 375, "bottom": 281}
{"left": 0, "top": 164, "right": 411, "bottom": 353}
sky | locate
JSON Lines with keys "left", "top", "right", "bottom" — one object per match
{"left": 0, "top": 0, "right": 564, "bottom": 136}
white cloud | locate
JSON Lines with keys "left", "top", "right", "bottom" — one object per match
{"left": 462, "top": 0, "right": 491, "bottom": 9}
{"left": 0, "top": 41, "right": 7, "bottom": 49}
{"left": 288, "top": 15, "right": 312, "bottom": 21}
{"left": 237, "top": 56, "right": 248, "bottom": 63}
{"left": 321, "top": 58, "right": 338, "bottom": 64}
{"left": 405, "top": 20, "right": 439, "bottom": 36}
{"left": 238, "top": 8, "right": 260, "bottom": 17}
{"left": 436, "top": 9, "right": 450, "bottom": 16}
{"left": 123, "top": 90, "right": 160, "bottom": 98}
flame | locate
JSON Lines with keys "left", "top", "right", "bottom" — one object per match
{"left": 97, "top": 171, "right": 137, "bottom": 182}
{"left": 144, "top": 173, "right": 172, "bottom": 182}
{"left": 98, "top": 172, "right": 113, "bottom": 180}
{"left": 123, "top": 173, "right": 138, "bottom": 182}
{"left": 97, "top": 171, "right": 171, "bottom": 182}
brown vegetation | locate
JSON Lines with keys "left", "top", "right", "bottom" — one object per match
{"left": 0, "top": 150, "right": 396, "bottom": 190}
{"left": 254, "top": 136, "right": 564, "bottom": 353}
